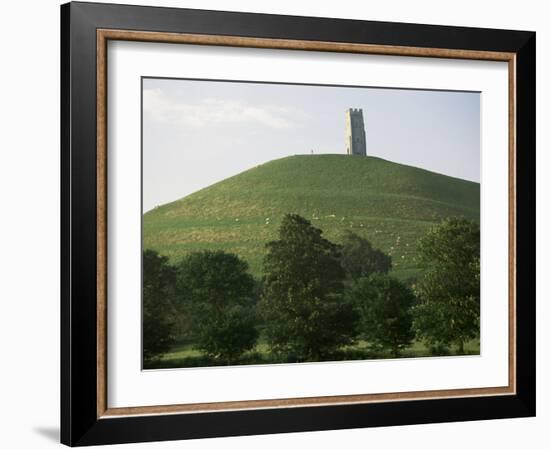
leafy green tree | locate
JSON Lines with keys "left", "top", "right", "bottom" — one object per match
{"left": 348, "top": 274, "right": 415, "bottom": 357}
{"left": 413, "top": 217, "right": 480, "bottom": 354}
{"left": 143, "top": 249, "right": 178, "bottom": 364}
{"left": 176, "top": 250, "right": 258, "bottom": 362}
{"left": 339, "top": 231, "right": 392, "bottom": 280}
{"left": 260, "top": 214, "right": 358, "bottom": 361}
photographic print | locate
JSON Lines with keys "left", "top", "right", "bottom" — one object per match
{"left": 142, "top": 77, "right": 481, "bottom": 370}
{"left": 62, "top": 6, "right": 535, "bottom": 443}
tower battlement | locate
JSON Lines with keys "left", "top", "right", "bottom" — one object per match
{"left": 345, "top": 108, "right": 367, "bottom": 156}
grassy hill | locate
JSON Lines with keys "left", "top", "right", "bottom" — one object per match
{"left": 143, "top": 155, "right": 479, "bottom": 280}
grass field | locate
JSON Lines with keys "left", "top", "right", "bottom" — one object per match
{"left": 143, "top": 154, "right": 480, "bottom": 280}
{"left": 145, "top": 337, "right": 480, "bottom": 369}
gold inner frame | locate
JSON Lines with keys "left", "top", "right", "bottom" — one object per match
{"left": 96, "top": 29, "right": 517, "bottom": 418}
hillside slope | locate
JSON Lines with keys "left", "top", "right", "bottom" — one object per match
{"left": 143, "top": 155, "right": 479, "bottom": 279}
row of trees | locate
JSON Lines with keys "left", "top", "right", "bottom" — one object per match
{"left": 144, "top": 214, "right": 480, "bottom": 365}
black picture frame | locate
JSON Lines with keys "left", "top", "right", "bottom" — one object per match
{"left": 61, "top": 1, "right": 536, "bottom": 446}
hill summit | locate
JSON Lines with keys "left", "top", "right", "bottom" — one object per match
{"left": 143, "top": 155, "right": 479, "bottom": 279}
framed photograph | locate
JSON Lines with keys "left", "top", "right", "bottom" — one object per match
{"left": 61, "top": 1, "right": 536, "bottom": 446}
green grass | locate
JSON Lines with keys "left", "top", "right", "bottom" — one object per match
{"left": 144, "top": 154, "right": 479, "bottom": 279}
{"left": 145, "top": 338, "right": 480, "bottom": 369}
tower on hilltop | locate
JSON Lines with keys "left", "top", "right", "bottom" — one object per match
{"left": 345, "top": 108, "right": 367, "bottom": 156}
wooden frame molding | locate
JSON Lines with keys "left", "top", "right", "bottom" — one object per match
{"left": 95, "top": 28, "right": 517, "bottom": 419}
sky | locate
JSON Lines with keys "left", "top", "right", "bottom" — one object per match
{"left": 142, "top": 77, "right": 480, "bottom": 212}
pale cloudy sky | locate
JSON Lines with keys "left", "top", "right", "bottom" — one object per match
{"left": 142, "top": 77, "right": 480, "bottom": 212}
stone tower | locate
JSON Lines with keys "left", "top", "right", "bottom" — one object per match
{"left": 345, "top": 108, "right": 367, "bottom": 156}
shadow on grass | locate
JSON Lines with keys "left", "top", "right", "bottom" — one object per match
{"left": 144, "top": 343, "right": 480, "bottom": 370}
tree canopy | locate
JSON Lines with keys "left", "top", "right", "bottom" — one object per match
{"left": 348, "top": 273, "right": 415, "bottom": 356}
{"left": 340, "top": 231, "right": 392, "bottom": 280}
{"left": 176, "top": 250, "right": 258, "bottom": 362}
{"left": 260, "top": 214, "right": 357, "bottom": 361}
{"left": 143, "top": 249, "right": 178, "bottom": 364}
{"left": 413, "top": 217, "right": 480, "bottom": 353}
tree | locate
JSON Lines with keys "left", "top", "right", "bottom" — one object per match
{"left": 347, "top": 274, "right": 415, "bottom": 357}
{"left": 260, "top": 214, "right": 357, "bottom": 361}
{"left": 176, "top": 250, "right": 258, "bottom": 362}
{"left": 143, "top": 249, "right": 178, "bottom": 364}
{"left": 340, "top": 231, "right": 392, "bottom": 280}
{"left": 413, "top": 218, "right": 480, "bottom": 354}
